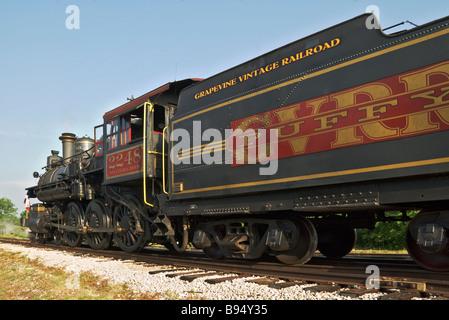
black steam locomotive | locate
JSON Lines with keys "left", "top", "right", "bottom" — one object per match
{"left": 26, "top": 14, "right": 449, "bottom": 271}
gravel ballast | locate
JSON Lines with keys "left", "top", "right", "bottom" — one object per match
{"left": 0, "top": 243, "right": 387, "bottom": 300}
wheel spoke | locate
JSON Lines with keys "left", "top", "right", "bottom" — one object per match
{"left": 85, "top": 199, "right": 111, "bottom": 250}
{"left": 63, "top": 202, "right": 84, "bottom": 247}
{"left": 112, "top": 194, "right": 147, "bottom": 253}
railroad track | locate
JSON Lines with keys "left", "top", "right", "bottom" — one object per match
{"left": 1, "top": 237, "right": 448, "bottom": 300}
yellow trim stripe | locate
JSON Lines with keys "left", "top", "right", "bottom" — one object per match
{"left": 176, "top": 157, "right": 449, "bottom": 195}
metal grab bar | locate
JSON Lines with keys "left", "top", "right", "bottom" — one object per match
{"left": 162, "top": 126, "right": 169, "bottom": 195}
{"left": 143, "top": 102, "right": 156, "bottom": 208}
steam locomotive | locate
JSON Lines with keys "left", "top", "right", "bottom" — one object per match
{"left": 25, "top": 14, "right": 449, "bottom": 271}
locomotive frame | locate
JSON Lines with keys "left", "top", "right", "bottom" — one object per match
{"left": 26, "top": 14, "right": 449, "bottom": 271}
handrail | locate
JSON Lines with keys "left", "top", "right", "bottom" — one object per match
{"left": 162, "top": 126, "right": 169, "bottom": 195}
{"left": 142, "top": 102, "right": 155, "bottom": 208}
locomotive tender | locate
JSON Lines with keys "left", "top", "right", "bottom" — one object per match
{"left": 26, "top": 14, "right": 449, "bottom": 271}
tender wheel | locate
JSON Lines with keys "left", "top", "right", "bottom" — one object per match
{"left": 316, "top": 217, "right": 357, "bottom": 259}
{"left": 112, "top": 194, "right": 147, "bottom": 253}
{"left": 63, "top": 202, "right": 84, "bottom": 247}
{"left": 86, "top": 199, "right": 111, "bottom": 250}
{"left": 274, "top": 216, "right": 318, "bottom": 265}
{"left": 406, "top": 222, "right": 449, "bottom": 271}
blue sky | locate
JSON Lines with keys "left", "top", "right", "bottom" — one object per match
{"left": 1, "top": 0, "right": 448, "bottom": 212}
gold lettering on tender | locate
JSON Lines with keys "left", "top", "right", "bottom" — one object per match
{"left": 434, "top": 104, "right": 449, "bottom": 126}
{"left": 331, "top": 38, "right": 341, "bottom": 47}
{"left": 314, "top": 111, "right": 348, "bottom": 132}
{"left": 360, "top": 122, "right": 399, "bottom": 141}
{"left": 412, "top": 87, "right": 449, "bottom": 109}
{"left": 400, "top": 62, "right": 449, "bottom": 91}
{"left": 432, "top": 87, "right": 449, "bottom": 126}
{"left": 356, "top": 100, "right": 400, "bottom": 141}
{"left": 275, "top": 98, "right": 328, "bottom": 155}
{"left": 402, "top": 86, "right": 449, "bottom": 134}
{"left": 196, "top": 38, "right": 341, "bottom": 99}
{"left": 305, "top": 48, "right": 314, "bottom": 57}
{"left": 400, "top": 61, "right": 449, "bottom": 135}
{"left": 402, "top": 112, "right": 439, "bottom": 135}
{"left": 290, "top": 137, "right": 309, "bottom": 154}
{"left": 314, "top": 45, "right": 323, "bottom": 54}
{"left": 273, "top": 106, "right": 304, "bottom": 138}
{"left": 305, "top": 96, "right": 328, "bottom": 115}
{"left": 293, "top": 97, "right": 328, "bottom": 154}
{"left": 330, "top": 83, "right": 394, "bottom": 146}
{"left": 273, "top": 105, "right": 300, "bottom": 122}
{"left": 332, "top": 128, "right": 363, "bottom": 148}
{"left": 402, "top": 87, "right": 449, "bottom": 135}
{"left": 358, "top": 100, "right": 398, "bottom": 122}
{"left": 277, "top": 122, "right": 304, "bottom": 138}
{"left": 331, "top": 83, "right": 393, "bottom": 107}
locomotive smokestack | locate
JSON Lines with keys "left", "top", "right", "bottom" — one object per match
{"left": 59, "top": 133, "right": 76, "bottom": 165}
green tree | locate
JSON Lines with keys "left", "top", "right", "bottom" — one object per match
{"left": 0, "top": 197, "right": 20, "bottom": 225}
{"left": 356, "top": 221, "right": 409, "bottom": 251}
{"left": 0, "top": 197, "right": 18, "bottom": 217}
{"left": 20, "top": 210, "right": 28, "bottom": 219}
{"left": 355, "top": 211, "right": 419, "bottom": 251}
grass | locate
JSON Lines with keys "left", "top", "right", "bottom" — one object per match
{"left": 350, "top": 249, "right": 408, "bottom": 254}
{"left": 0, "top": 248, "right": 160, "bottom": 300}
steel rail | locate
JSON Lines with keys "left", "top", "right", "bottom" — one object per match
{"left": 1, "top": 238, "right": 448, "bottom": 296}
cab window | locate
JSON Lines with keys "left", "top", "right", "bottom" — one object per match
{"left": 107, "top": 118, "right": 119, "bottom": 150}
{"left": 121, "top": 115, "right": 131, "bottom": 146}
{"left": 129, "top": 108, "right": 143, "bottom": 141}
{"left": 94, "top": 125, "right": 104, "bottom": 156}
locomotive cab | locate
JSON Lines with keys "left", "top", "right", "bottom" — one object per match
{"left": 100, "top": 79, "right": 201, "bottom": 187}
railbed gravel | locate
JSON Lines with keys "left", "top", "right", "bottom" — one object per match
{"left": 0, "top": 243, "right": 387, "bottom": 300}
